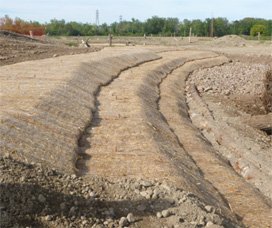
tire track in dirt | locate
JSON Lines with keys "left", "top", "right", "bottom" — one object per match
{"left": 76, "top": 50, "right": 240, "bottom": 222}
{"left": 159, "top": 56, "right": 272, "bottom": 227}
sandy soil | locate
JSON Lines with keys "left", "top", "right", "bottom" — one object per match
{"left": 1, "top": 33, "right": 271, "bottom": 227}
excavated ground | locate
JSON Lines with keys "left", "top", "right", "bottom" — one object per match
{"left": 159, "top": 58, "right": 272, "bottom": 227}
{"left": 0, "top": 47, "right": 159, "bottom": 173}
{"left": 187, "top": 63, "right": 272, "bottom": 200}
{"left": 0, "top": 31, "right": 103, "bottom": 66}
{"left": 1, "top": 40, "right": 271, "bottom": 227}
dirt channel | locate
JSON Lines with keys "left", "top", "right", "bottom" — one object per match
{"left": 1, "top": 34, "right": 272, "bottom": 227}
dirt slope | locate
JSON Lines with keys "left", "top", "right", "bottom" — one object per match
{"left": 187, "top": 64, "right": 272, "bottom": 200}
{"left": 0, "top": 31, "right": 102, "bottom": 66}
{"left": 0, "top": 48, "right": 159, "bottom": 172}
{"left": 159, "top": 57, "right": 272, "bottom": 227}
{"left": 1, "top": 48, "right": 241, "bottom": 228}
{"left": 1, "top": 44, "right": 271, "bottom": 227}
{"left": 78, "top": 51, "right": 229, "bottom": 208}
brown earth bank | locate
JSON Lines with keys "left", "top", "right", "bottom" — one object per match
{"left": 0, "top": 31, "right": 103, "bottom": 66}
{"left": 187, "top": 62, "right": 272, "bottom": 200}
{"left": 1, "top": 33, "right": 272, "bottom": 227}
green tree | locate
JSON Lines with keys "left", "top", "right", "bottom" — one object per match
{"left": 4, "top": 15, "right": 271, "bottom": 38}
{"left": 66, "top": 22, "right": 81, "bottom": 36}
{"left": 229, "top": 20, "right": 240, "bottom": 35}
{"left": 99, "top": 23, "right": 109, "bottom": 35}
{"left": 213, "top": 17, "right": 229, "bottom": 36}
{"left": 179, "top": 19, "right": 191, "bottom": 36}
{"left": 110, "top": 22, "right": 118, "bottom": 34}
{"left": 236, "top": 17, "right": 255, "bottom": 35}
{"left": 81, "top": 23, "right": 96, "bottom": 36}
{"left": 144, "top": 16, "right": 165, "bottom": 35}
{"left": 250, "top": 24, "right": 266, "bottom": 36}
{"left": 163, "top": 18, "right": 179, "bottom": 36}
{"left": 130, "top": 18, "right": 144, "bottom": 35}
{"left": 191, "top": 19, "right": 206, "bottom": 36}
{"left": 45, "top": 19, "right": 66, "bottom": 35}
{"left": 264, "top": 20, "right": 272, "bottom": 36}
{"left": 202, "top": 18, "right": 211, "bottom": 36}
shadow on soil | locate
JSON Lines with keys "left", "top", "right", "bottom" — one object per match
{"left": 0, "top": 182, "right": 173, "bottom": 227}
{"left": 75, "top": 100, "right": 103, "bottom": 175}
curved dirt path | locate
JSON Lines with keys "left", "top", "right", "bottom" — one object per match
{"left": 159, "top": 57, "right": 272, "bottom": 227}
{"left": 78, "top": 51, "right": 213, "bottom": 185}
{"left": 77, "top": 51, "right": 241, "bottom": 221}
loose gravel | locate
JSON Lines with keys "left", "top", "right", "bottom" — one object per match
{"left": 187, "top": 61, "right": 272, "bottom": 200}
{"left": 0, "top": 156, "right": 238, "bottom": 227}
{"left": 188, "top": 62, "right": 270, "bottom": 114}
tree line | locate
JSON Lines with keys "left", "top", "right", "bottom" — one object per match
{"left": 0, "top": 15, "right": 271, "bottom": 37}
{"left": 0, "top": 15, "right": 45, "bottom": 35}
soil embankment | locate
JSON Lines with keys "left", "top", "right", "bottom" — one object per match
{"left": 1, "top": 42, "right": 271, "bottom": 227}
{"left": 0, "top": 30, "right": 102, "bottom": 66}
{"left": 0, "top": 48, "right": 159, "bottom": 172}
{"left": 187, "top": 62, "right": 272, "bottom": 201}
{"left": 159, "top": 57, "right": 272, "bottom": 227}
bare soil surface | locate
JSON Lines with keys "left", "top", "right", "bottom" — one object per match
{"left": 160, "top": 57, "right": 271, "bottom": 227}
{"left": 1, "top": 156, "right": 239, "bottom": 228}
{"left": 187, "top": 63, "right": 272, "bottom": 201}
{"left": 0, "top": 31, "right": 102, "bottom": 66}
{"left": 1, "top": 34, "right": 272, "bottom": 227}
{"left": 77, "top": 51, "right": 234, "bottom": 211}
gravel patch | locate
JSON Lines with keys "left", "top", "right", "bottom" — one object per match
{"left": 0, "top": 156, "right": 239, "bottom": 227}
{"left": 186, "top": 61, "right": 272, "bottom": 200}
{"left": 188, "top": 62, "right": 270, "bottom": 114}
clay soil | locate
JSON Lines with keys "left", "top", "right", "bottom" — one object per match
{"left": 0, "top": 32, "right": 271, "bottom": 228}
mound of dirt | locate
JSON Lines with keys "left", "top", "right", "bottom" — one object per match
{"left": 0, "top": 30, "right": 44, "bottom": 43}
{"left": 0, "top": 31, "right": 102, "bottom": 66}
{"left": 1, "top": 44, "right": 271, "bottom": 227}
{"left": 217, "top": 35, "right": 245, "bottom": 42}
{"left": 212, "top": 35, "right": 246, "bottom": 47}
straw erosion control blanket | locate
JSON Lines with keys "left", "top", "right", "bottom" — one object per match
{"left": 0, "top": 47, "right": 159, "bottom": 172}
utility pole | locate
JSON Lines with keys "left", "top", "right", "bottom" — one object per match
{"left": 109, "top": 33, "right": 113, "bottom": 47}
{"left": 96, "top": 9, "right": 99, "bottom": 26}
{"left": 189, "top": 27, "right": 192, "bottom": 43}
{"left": 210, "top": 14, "right": 214, "bottom": 37}
{"left": 211, "top": 18, "right": 214, "bottom": 37}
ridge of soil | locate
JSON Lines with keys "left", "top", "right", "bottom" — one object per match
{"left": 159, "top": 56, "right": 272, "bottom": 227}
{"left": 1, "top": 35, "right": 272, "bottom": 227}
{"left": 0, "top": 48, "right": 159, "bottom": 173}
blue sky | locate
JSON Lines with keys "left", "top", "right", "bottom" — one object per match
{"left": 0, "top": 0, "right": 271, "bottom": 24}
